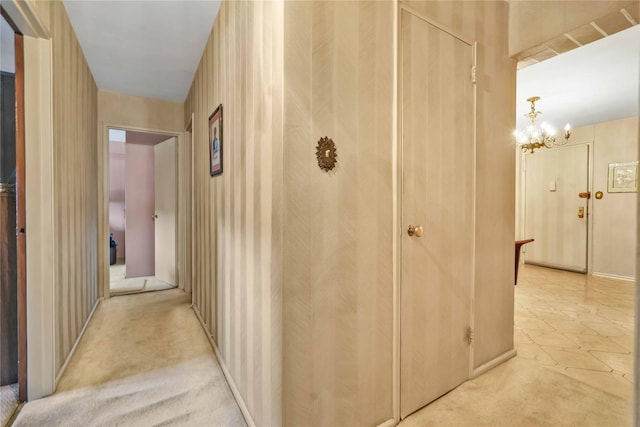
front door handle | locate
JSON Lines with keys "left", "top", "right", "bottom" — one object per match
{"left": 578, "top": 206, "right": 584, "bottom": 218}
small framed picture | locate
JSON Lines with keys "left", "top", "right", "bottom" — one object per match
{"left": 608, "top": 161, "right": 638, "bottom": 193}
{"left": 209, "top": 104, "right": 223, "bottom": 176}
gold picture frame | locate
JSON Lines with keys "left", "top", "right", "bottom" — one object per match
{"left": 608, "top": 161, "right": 638, "bottom": 193}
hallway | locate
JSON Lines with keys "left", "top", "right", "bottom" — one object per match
{"left": 11, "top": 289, "right": 245, "bottom": 426}
{"left": 9, "top": 265, "right": 634, "bottom": 426}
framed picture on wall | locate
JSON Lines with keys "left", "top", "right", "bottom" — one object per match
{"left": 209, "top": 104, "right": 223, "bottom": 176}
{"left": 608, "top": 161, "right": 638, "bottom": 193}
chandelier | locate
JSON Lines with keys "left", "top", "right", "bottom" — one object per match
{"left": 514, "top": 96, "right": 571, "bottom": 153}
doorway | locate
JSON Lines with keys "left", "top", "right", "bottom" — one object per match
{"left": 0, "top": 9, "right": 26, "bottom": 422}
{"left": 108, "top": 128, "right": 177, "bottom": 295}
{"left": 523, "top": 144, "right": 590, "bottom": 272}
{"left": 400, "top": 9, "right": 474, "bottom": 419}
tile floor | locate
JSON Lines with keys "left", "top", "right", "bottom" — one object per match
{"left": 515, "top": 264, "right": 634, "bottom": 400}
{"left": 403, "top": 264, "right": 635, "bottom": 426}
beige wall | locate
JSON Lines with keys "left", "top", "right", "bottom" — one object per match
{"left": 39, "top": 0, "right": 99, "bottom": 376}
{"left": 97, "top": 91, "right": 184, "bottom": 296}
{"left": 590, "top": 117, "right": 638, "bottom": 278}
{"left": 517, "top": 117, "right": 638, "bottom": 279}
{"left": 402, "top": 0, "right": 516, "bottom": 370}
{"left": 508, "top": 0, "right": 636, "bottom": 56}
{"left": 183, "top": 1, "right": 284, "bottom": 426}
{"left": 98, "top": 91, "right": 183, "bottom": 132}
{"left": 186, "top": 1, "right": 514, "bottom": 425}
{"left": 282, "top": 1, "right": 394, "bottom": 426}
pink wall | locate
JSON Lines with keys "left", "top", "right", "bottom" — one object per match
{"left": 125, "top": 143, "right": 155, "bottom": 277}
{"left": 109, "top": 141, "right": 126, "bottom": 259}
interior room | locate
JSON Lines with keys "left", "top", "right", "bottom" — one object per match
{"left": 108, "top": 128, "right": 178, "bottom": 295}
{"left": 0, "top": 1, "right": 637, "bottom": 426}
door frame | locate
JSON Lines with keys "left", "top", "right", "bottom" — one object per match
{"left": 185, "top": 113, "right": 194, "bottom": 301}
{"left": 1, "top": 1, "right": 56, "bottom": 401}
{"left": 395, "top": 4, "right": 477, "bottom": 423}
{"left": 1, "top": 8, "right": 27, "bottom": 402}
{"left": 99, "top": 123, "right": 184, "bottom": 299}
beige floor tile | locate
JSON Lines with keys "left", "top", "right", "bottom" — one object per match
{"left": 579, "top": 321, "right": 629, "bottom": 337}
{"left": 609, "top": 334, "right": 635, "bottom": 352}
{"left": 590, "top": 351, "right": 633, "bottom": 375}
{"left": 515, "top": 317, "right": 556, "bottom": 332}
{"left": 564, "top": 368, "right": 632, "bottom": 400}
{"left": 563, "top": 332, "right": 630, "bottom": 353}
{"left": 528, "top": 307, "right": 574, "bottom": 322}
{"left": 515, "top": 343, "right": 558, "bottom": 366}
{"left": 525, "top": 330, "right": 580, "bottom": 349}
{"left": 543, "top": 319, "right": 599, "bottom": 335}
{"left": 540, "top": 346, "right": 612, "bottom": 372}
{"left": 514, "top": 328, "right": 533, "bottom": 344}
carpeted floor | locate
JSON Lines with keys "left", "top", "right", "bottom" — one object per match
{"left": 109, "top": 264, "right": 175, "bottom": 295}
{"left": 11, "top": 289, "right": 245, "bottom": 427}
{"left": 1, "top": 383, "right": 18, "bottom": 426}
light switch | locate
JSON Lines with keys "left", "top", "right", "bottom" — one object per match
{"left": 549, "top": 180, "right": 557, "bottom": 192}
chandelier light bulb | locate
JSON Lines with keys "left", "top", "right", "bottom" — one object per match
{"left": 514, "top": 96, "right": 571, "bottom": 153}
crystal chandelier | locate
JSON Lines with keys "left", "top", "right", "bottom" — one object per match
{"left": 514, "top": 96, "right": 571, "bottom": 153}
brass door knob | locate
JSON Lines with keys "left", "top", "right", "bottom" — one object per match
{"left": 408, "top": 225, "right": 424, "bottom": 237}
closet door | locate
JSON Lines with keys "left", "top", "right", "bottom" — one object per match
{"left": 400, "top": 10, "right": 474, "bottom": 418}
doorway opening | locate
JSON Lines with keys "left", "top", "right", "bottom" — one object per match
{"left": 0, "top": 9, "right": 26, "bottom": 423}
{"left": 108, "top": 128, "right": 178, "bottom": 296}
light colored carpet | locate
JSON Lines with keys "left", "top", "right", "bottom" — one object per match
{"left": 109, "top": 263, "right": 175, "bottom": 295}
{"left": 12, "top": 357, "right": 244, "bottom": 427}
{"left": 12, "top": 289, "right": 245, "bottom": 427}
{"left": 1, "top": 383, "right": 18, "bottom": 426}
{"left": 110, "top": 276, "right": 175, "bottom": 295}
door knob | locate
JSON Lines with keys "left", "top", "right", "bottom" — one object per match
{"left": 408, "top": 225, "right": 423, "bottom": 237}
{"left": 152, "top": 214, "right": 158, "bottom": 221}
{"left": 577, "top": 206, "right": 584, "bottom": 218}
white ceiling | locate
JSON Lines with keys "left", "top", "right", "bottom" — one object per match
{"left": 63, "top": 0, "right": 221, "bottom": 102}
{"left": 516, "top": 25, "right": 640, "bottom": 130}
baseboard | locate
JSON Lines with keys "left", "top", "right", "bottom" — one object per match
{"left": 191, "top": 305, "right": 256, "bottom": 427}
{"left": 54, "top": 298, "right": 100, "bottom": 387}
{"left": 592, "top": 272, "right": 634, "bottom": 282}
{"left": 377, "top": 418, "right": 396, "bottom": 427}
{"left": 471, "top": 348, "right": 517, "bottom": 379}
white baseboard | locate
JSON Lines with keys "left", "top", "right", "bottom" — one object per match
{"left": 592, "top": 272, "right": 635, "bottom": 282}
{"left": 54, "top": 298, "right": 100, "bottom": 387}
{"left": 377, "top": 418, "right": 396, "bottom": 427}
{"left": 192, "top": 305, "right": 256, "bottom": 427}
{"left": 471, "top": 348, "right": 517, "bottom": 379}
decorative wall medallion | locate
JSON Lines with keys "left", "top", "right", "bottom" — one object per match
{"left": 316, "top": 136, "right": 337, "bottom": 171}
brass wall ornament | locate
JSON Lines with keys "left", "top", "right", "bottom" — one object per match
{"left": 316, "top": 136, "right": 338, "bottom": 171}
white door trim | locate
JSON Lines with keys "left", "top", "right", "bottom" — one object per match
{"left": 98, "top": 122, "right": 183, "bottom": 299}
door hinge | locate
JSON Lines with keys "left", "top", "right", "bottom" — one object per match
{"left": 471, "top": 66, "right": 477, "bottom": 84}
{"left": 466, "top": 327, "right": 473, "bottom": 345}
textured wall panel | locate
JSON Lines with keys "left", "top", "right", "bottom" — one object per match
{"left": 183, "top": 1, "right": 284, "bottom": 425}
{"left": 49, "top": 0, "right": 99, "bottom": 375}
{"left": 282, "top": 2, "right": 395, "bottom": 426}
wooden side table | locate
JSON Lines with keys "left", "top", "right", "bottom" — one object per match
{"left": 515, "top": 239, "right": 534, "bottom": 285}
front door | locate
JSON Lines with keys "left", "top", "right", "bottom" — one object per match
{"left": 400, "top": 10, "right": 474, "bottom": 419}
{"left": 524, "top": 145, "right": 589, "bottom": 272}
